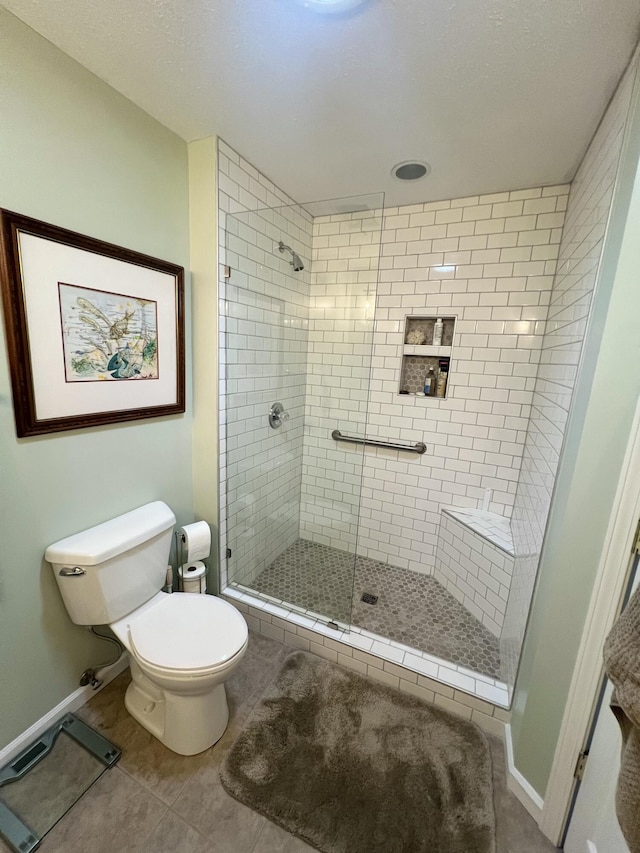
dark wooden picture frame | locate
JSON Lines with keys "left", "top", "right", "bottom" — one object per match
{"left": 0, "top": 210, "right": 185, "bottom": 437}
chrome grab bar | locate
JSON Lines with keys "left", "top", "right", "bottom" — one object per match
{"left": 331, "top": 429, "right": 426, "bottom": 455}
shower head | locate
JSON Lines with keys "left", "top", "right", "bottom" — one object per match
{"left": 278, "top": 240, "right": 305, "bottom": 272}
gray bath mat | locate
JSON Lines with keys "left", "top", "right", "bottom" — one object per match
{"left": 221, "top": 651, "right": 495, "bottom": 853}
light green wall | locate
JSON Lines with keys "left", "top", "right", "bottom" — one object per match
{"left": 188, "top": 139, "right": 220, "bottom": 577}
{"left": 510, "top": 68, "right": 640, "bottom": 796}
{"left": 0, "top": 10, "right": 192, "bottom": 749}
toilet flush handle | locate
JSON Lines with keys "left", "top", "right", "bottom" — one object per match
{"left": 59, "top": 566, "right": 86, "bottom": 576}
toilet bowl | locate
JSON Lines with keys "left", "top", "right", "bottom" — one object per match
{"left": 111, "top": 591, "right": 248, "bottom": 755}
{"left": 45, "top": 501, "right": 248, "bottom": 756}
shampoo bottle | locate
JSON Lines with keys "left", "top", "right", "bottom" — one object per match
{"left": 436, "top": 368, "right": 448, "bottom": 398}
{"left": 436, "top": 359, "right": 449, "bottom": 397}
{"left": 433, "top": 318, "right": 444, "bottom": 346}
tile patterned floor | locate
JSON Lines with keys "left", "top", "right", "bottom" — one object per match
{"left": 252, "top": 538, "right": 502, "bottom": 679}
{"left": 0, "top": 634, "right": 558, "bottom": 853}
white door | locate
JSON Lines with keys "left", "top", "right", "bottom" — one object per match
{"left": 563, "top": 679, "right": 629, "bottom": 853}
{"left": 564, "top": 564, "right": 639, "bottom": 853}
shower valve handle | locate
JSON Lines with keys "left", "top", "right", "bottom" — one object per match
{"left": 269, "top": 402, "right": 289, "bottom": 429}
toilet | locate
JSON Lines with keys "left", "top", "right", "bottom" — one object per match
{"left": 45, "top": 501, "right": 248, "bottom": 756}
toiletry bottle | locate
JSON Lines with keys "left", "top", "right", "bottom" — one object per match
{"left": 433, "top": 318, "right": 444, "bottom": 346}
{"left": 436, "top": 359, "right": 449, "bottom": 397}
{"left": 436, "top": 366, "right": 448, "bottom": 398}
{"left": 424, "top": 367, "right": 437, "bottom": 396}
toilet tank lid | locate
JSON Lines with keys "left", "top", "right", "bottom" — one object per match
{"left": 45, "top": 501, "right": 176, "bottom": 566}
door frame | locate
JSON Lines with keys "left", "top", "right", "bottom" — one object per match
{"left": 541, "top": 395, "right": 640, "bottom": 844}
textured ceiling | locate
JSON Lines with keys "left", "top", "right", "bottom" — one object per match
{"left": 3, "top": 0, "right": 640, "bottom": 207}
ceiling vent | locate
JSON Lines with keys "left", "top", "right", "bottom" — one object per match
{"left": 392, "top": 161, "right": 431, "bottom": 181}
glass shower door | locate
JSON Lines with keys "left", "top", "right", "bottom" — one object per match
{"left": 220, "top": 195, "right": 382, "bottom": 628}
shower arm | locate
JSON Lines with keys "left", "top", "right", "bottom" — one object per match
{"left": 277, "top": 241, "right": 304, "bottom": 271}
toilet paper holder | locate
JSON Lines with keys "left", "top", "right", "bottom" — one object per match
{"left": 174, "top": 525, "right": 209, "bottom": 594}
{"left": 178, "top": 561, "right": 207, "bottom": 594}
{"left": 177, "top": 521, "right": 211, "bottom": 563}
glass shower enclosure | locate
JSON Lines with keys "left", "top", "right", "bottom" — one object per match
{"left": 221, "top": 195, "right": 384, "bottom": 628}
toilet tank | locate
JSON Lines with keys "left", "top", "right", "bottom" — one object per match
{"left": 45, "top": 501, "right": 176, "bottom": 626}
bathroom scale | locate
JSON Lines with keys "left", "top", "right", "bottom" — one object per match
{"left": 0, "top": 713, "right": 120, "bottom": 852}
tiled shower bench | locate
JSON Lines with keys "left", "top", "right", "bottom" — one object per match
{"left": 435, "top": 508, "right": 515, "bottom": 639}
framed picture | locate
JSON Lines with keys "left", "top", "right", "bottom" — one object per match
{"left": 0, "top": 210, "right": 185, "bottom": 437}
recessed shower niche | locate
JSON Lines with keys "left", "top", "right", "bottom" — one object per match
{"left": 399, "top": 315, "right": 455, "bottom": 398}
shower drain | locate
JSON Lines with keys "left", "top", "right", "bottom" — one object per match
{"left": 361, "top": 592, "right": 378, "bottom": 605}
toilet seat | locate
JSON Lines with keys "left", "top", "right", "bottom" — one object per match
{"left": 121, "top": 593, "right": 248, "bottom": 676}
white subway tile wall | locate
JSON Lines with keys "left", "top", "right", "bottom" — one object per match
{"left": 499, "top": 50, "right": 640, "bottom": 695}
{"left": 435, "top": 511, "right": 515, "bottom": 637}
{"left": 300, "top": 190, "right": 568, "bottom": 579}
{"left": 300, "top": 209, "right": 381, "bottom": 551}
{"left": 218, "top": 140, "right": 313, "bottom": 590}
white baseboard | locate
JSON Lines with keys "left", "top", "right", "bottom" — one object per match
{"left": 0, "top": 655, "right": 129, "bottom": 768}
{"left": 504, "top": 723, "right": 545, "bottom": 824}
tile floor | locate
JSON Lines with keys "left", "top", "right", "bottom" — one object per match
{"left": 1, "top": 633, "right": 559, "bottom": 853}
{"left": 252, "top": 538, "right": 501, "bottom": 679}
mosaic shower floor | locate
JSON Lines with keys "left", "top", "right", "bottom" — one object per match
{"left": 252, "top": 538, "right": 501, "bottom": 679}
